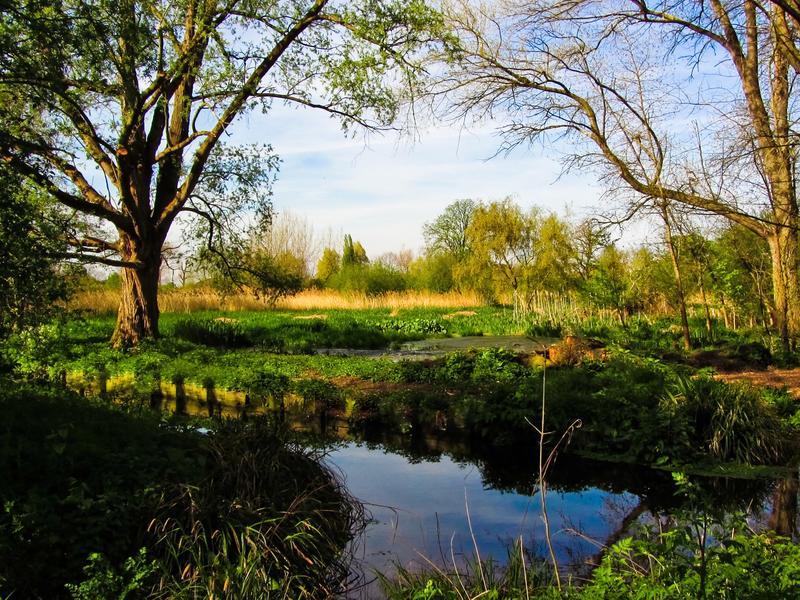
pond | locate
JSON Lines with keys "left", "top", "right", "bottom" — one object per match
{"left": 77, "top": 374, "right": 799, "bottom": 598}
{"left": 304, "top": 426, "right": 793, "bottom": 599}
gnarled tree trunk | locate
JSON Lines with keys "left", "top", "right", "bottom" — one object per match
{"left": 111, "top": 234, "right": 163, "bottom": 347}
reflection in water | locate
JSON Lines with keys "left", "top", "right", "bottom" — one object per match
{"left": 314, "top": 433, "right": 787, "bottom": 599}
{"left": 768, "top": 469, "right": 799, "bottom": 539}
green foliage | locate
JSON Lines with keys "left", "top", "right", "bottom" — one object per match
{"left": 0, "top": 0, "right": 446, "bottom": 345}
{"left": 422, "top": 198, "right": 477, "bottom": 260}
{"left": 66, "top": 549, "right": 158, "bottom": 600}
{"left": 408, "top": 252, "right": 457, "bottom": 292}
{"left": 0, "top": 380, "right": 200, "bottom": 598}
{"left": 0, "top": 380, "right": 363, "bottom": 599}
{"left": 586, "top": 513, "right": 800, "bottom": 600}
{"left": 341, "top": 234, "right": 369, "bottom": 267}
{"left": 580, "top": 245, "right": 634, "bottom": 321}
{"left": 172, "top": 317, "right": 250, "bottom": 348}
{"left": 293, "top": 379, "right": 344, "bottom": 413}
{"left": 0, "top": 167, "right": 70, "bottom": 339}
{"left": 664, "top": 376, "right": 786, "bottom": 465}
{"left": 315, "top": 247, "right": 341, "bottom": 283}
{"left": 327, "top": 262, "right": 409, "bottom": 295}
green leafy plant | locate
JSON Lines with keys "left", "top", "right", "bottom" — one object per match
{"left": 172, "top": 318, "right": 250, "bottom": 348}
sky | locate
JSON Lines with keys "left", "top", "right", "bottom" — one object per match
{"left": 234, "top": 104, "right": 612, "bottom": 259}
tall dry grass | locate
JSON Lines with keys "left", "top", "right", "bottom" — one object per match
{"left": 67, "top": 287, "right": 486, "bottom": 314}
{"left": 275, "top": 289, "right": 485, "bottom": 310}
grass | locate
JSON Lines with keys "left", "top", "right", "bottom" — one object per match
{"left": 7, "top": 303, "right": 796, "bottom": 470}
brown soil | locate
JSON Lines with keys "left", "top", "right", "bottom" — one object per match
{"left": 716, "top": 368, "right": 800, "bottom": 399}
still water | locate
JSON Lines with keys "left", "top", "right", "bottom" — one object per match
{"left": 102, "top": 379, "right": 794, "bottom": 596}
{"left": 311, "top": 429, "right": 787, "bottom": 597}
{"left": 327, "top": 442, "right": 638, "bottom": 574}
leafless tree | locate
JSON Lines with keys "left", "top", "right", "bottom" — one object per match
{"left": 432, "top": 0, "right": 800, "bottom": 349}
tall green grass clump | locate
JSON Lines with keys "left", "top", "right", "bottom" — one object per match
{"left": 150, "top": 419, "right": 364, "bottom": 599}
{"left": 664, "top": 376, "right": 787, "bottom": 464}
{"left": 172, "top": 317, "right": 250, "bottom": 347}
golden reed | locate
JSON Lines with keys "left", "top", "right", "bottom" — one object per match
{"left": 68, "top": 287, "right": 486, "bottom": 314}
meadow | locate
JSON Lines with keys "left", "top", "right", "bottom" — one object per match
{"left": 12, "top": 290, "right": 796, "bottom": 468}
{"left": 4, "top": 290, "right": 800, "bottom": 599}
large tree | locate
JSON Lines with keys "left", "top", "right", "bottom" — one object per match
{"left": 434, "top": 0, "right": 800, "bottom": 349}
{"left": 0, "top": 0, "right": 442, "bottom": 346}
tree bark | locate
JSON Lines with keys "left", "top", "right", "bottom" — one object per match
{"left": 111, "top": 235, "right": 162, "bottom": 347}
{"left": 767, "top": 225, "right": 800, "bottom": 352}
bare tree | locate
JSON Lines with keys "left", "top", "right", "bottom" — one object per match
{"left": 433, "top": 0, "right": 800, "bottom": 349}
{"left": 251, "top": 211, "right": 318, "bottom": 279}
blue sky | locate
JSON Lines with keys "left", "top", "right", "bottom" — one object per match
{"left": 237, "top": 104, "right": 610, "bottom": 258}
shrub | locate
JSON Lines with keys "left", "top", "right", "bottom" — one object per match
{"left": 150, "top": 419, "right": 363, "bottom": 599}
{"left": 172, "top": 317, "right": 250, "bottom": 347}
{"left": 668, "top": 376, "right": 786, "bottom": 464}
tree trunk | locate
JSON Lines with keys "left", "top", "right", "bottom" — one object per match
{"left": 111, "top": 237, "right": 162, "bottom": 347}
{"left": 699, "top": 278, "right": 713, "bottom": 339}
{"left": 661, "top": 206, "right": 691, "bottom": 351}
{"left": 767, "top": 226, "right": 800, "bottom": 352}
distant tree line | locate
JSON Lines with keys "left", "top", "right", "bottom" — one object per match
{"left": 184, "top": 197, "right": 773, "bottom": 342}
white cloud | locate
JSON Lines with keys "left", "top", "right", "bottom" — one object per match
{"left": 232, "top": 103, "right": 607, "bottom": 256}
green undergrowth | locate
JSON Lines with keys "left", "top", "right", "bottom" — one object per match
{"left": 357, "top": 349, "right": 799, "bottom": 467}
{"left": 381, "top": 528, "right": 800, "bottom": 600}
{"left": 5, "top": 309, "right": 798, "bottom": 472}
{"left": 8, "top": 327, "right": 799, "bottom": 469}
{"left": 68, "top": 307, "right": 522, "bottom": 351}
{"left": 0, "top": 379, "right": 362, "bottom": 599}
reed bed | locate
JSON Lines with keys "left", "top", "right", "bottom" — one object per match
{"left": 274, "top": 289, "right": 485, "bottom": 310}
{"left": 68, "top": 287, "right": 487, "bottom": 314}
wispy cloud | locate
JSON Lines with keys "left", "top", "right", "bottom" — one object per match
{"left": 232, "top": 103, "right": 604, "bottom": 256}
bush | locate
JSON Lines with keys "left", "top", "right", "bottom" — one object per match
{"left": 666, "top": 376, "right": 786, "bottom": 464}
{"left": 327, "top": 264, "right": 408, "bottom": 295}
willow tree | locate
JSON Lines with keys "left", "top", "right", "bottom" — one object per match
{"left": 0, "top": 0, "right": 442, "bottom": 346}
{"left": 434, "top": 0, "right": 800, "bottom": 349}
